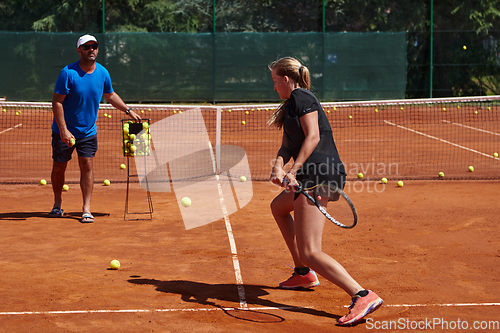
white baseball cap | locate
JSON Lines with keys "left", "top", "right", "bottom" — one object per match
{"left": 77, "top": 34, "right": 98, "bottom": 48}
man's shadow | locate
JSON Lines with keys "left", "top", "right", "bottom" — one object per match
{"left": 0, "top": 211, "right": 109, "bottom": 222}
{"left": 129, "top": 278, "right": 342, "bottom": 323}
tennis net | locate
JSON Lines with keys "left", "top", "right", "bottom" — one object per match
{"left": 1, "top": 95, "right": 499, "bottom": 184}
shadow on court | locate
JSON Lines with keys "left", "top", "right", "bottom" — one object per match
{"left": 0, "top": 211, "right": 109, "bottom": 221}
{"left": 128, "top": 278, "right": 341, "bottom": 322}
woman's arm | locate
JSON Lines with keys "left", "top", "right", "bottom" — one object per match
{"left": 284, "top": 111, "right": 320, "bottom": 186}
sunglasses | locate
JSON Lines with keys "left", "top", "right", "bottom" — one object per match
{"left": 80, "top": 44, "right": 99, "bottom": 51}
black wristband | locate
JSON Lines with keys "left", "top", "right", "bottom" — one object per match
{"left": 125, "top": 108, "right": 132, "bottom": 115}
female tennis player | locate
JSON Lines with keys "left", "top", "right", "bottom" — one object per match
{"left": 268, "top": 57, "right": 383, "bottom": 326}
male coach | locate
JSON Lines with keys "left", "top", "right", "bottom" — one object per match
{"left": 50, "top": 34, "right": 141, "bottom": 223}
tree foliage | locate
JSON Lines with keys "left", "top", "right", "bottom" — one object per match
{"left": 1, "top": 0, "right": 500, "bottom": 97}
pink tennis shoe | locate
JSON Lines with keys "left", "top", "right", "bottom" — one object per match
{"left": 338, "top": 290, "right": 383, "bottom": 326}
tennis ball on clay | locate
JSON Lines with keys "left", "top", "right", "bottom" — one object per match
{"left": 357, "top": 173, "right": 363, "bottom": 179}
{"left": 397, "top": 181, "right": 404, "bottom": 187}
{"left": 15, "top": 111, "right": 19, "bottom": 116}
{"left": 442, "top": 107, "right": 446, "bottom": 111}
{"left": 141, "top": 110, "right": 144, "bottom": 113}
{"left": 494, "top": 152, "right": 498, "bottom": 158}
{"left": 245, "top": 111, "right": 249, "bottom": 115}
{"left": 468, "top": 166, "right": 474, "bottom": 172}
{"left": 62, "top": 184, "right": 69, "bottom": 191}
{"left": 438, "top": 172, "right": 445, "bottom": 178}
{"left": 40, "top": 179, "right": 47, "bottom": 185}
{"left": 104, "top": 113, "right": 108, "bottom": 117}
{"left": 103, "top": 179, "right": 110, "bottom": 186}
{"left": 349, "top": 115, "right": 353, "bottom": 119}
{"left": 375, "top": 108, "right": 378, "bottom": 113}
{"left": 120, "top": 163, "right": 126, "bottom": 169}
{"left": 240, "top": 176, "right": 247, "bottom": 182}
{"left": 381, "top": 178, "right": 388, "bottom": 184}
{"left": 241, "top": 120, "right": 246, "bottom": 125}
{"left": 474, "top": 111, "right": 478, "bottom": 115}
{"left": 180, "top": 197, "right": 192, "bottom": 207}
{"left": 110, "top": 260, "right": 120, "bottom": 270}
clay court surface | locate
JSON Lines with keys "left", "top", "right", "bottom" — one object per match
{"left": 0, "top": 179, "right": 499, "bottom": 332}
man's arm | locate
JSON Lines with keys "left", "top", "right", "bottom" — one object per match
{"left": 103, "top": 92, "right": 142, "bottom": 122}
{"left": 52, "top": 92, "right": 74, "bottom": 146}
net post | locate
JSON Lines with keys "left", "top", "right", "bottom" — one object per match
{"left": 216, "top": 106, "right": 221, "bottom": 175}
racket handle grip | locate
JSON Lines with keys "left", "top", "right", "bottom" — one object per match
{"left": 282, "top": 177, "right": 301, "bottom": 191}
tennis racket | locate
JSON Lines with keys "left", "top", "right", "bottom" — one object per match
{"left": 284, "top": 179, "right": 358, "bottom": 229}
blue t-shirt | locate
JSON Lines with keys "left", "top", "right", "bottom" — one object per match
{"left": 52, "top": 61, "right": 113, "bottom": 138}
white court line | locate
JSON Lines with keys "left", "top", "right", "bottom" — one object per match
{"left": 384, "top": 120, "right": 497, "bottom": 159}
{"left": 216, "top": 175, "right": 247, "bottom": 309}
{"left": 443, "top": 120, "right": 500, "bottom": 136}
{"left": 0, "top": 123, "right": 22, "bottom": 135}
{"left": 1, "top": 303, "right": 499, "bottom": 316}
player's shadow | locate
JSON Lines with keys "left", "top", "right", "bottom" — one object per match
{"left": 128, "top": 278, "right": 341, "bottom": 322}
{"left": 0, "top": 211, "right": 109, "bottom": 221}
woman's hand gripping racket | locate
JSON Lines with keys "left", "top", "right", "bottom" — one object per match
{"left": 283, "top": 178, "right": 358, "bottom": 229}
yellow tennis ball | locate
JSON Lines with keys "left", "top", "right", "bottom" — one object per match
{"left": 104, "top": 179, "right": 110, "bottom": 186}
{"left": 241, "top": 120, "right": 246, "bottom": 125}
{"left": 40, "top": 179, "right": 47, "bottom": 185}
{"left": 468, "top": 166, "right": 474, "bottom": 172}
{"left": 438, "top": 172, "right": 444, "bottom": 178}
{"left": 240, "top": 176, "right": 247, "bottom": 182}
{"left": 349, "top": 115, "right": 353, "bottom": 119}
{"left": 129, "top": 133, "right": 136, "bottom": 141}
{"left": 463, "top": 45, "right": 467, "bottom": 50}
{"left": 70, "top": 137, "right": 75, "bottom": 146}
{"left": 62, "top": 184, "right": 69, "bottom": 191}
{"left": 357, "top": 173, "right": 363, "bottom": 179}
{"left": 104, "top": 113, "right": 108, "bottom": 117}
{"left": 108, "top": 114, "right": 112, "bottom": 119}
{"left": 180, "top": 197, "right": 192, "bottom": 207}
{"left": 120, "top": 163, "right": 126, "bottom": 169}
{"left": 110, "top": 260, "right": 120, "bottom": 270}
{"left": 381, "top": 177, "right": 388, "bottom": 184}
{"left": 129, "top": 144, "right": 136, "bottom": 152}
{"left": 397, "top": 181, "right": 404, "bottom": 187}
{"left": 494, "top": 152, "right": 498, "bottom": 158}
{"left": 142, "top": 122, "right": 149, "bottom": 129}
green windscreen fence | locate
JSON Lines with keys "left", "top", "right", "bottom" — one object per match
{"left": 0, "top": 32, "right": 406, "bottom": 102}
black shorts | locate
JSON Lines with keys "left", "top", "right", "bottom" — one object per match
{"left": 294, "top": 163, "right": 346, "bottom": 201}
{"left": 52, "top": 132, "right": 98, "bottom": 163}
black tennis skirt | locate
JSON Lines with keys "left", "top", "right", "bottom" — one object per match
{"left": 294, "top": 162, "right": 346, "bottom": 201}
